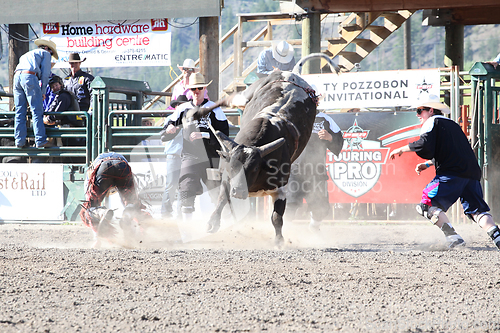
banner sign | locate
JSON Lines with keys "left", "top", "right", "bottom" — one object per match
{"left": 325, "top": 111, "right": 433, "bottom": 203}
{"left": 41, "top": 19, "right": 171, "bottom": 68}
{"left": 0, "top": 164, "right": 64, "bottom": 220}
{"left": 303, "top": 69, "right": 441, "bottom": 109}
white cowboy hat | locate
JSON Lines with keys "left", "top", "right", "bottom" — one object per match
{"left": 411, "top": 94, "right": 450, "bottom": 114}
{"left": 272, "top": 41, "right": 294, "bottom": 64}
{"left": 187, "top": 72, "right": 212, "bottom": 89}
{"left": 34, "top": 39, "right": 59, "bottom": 60}
{"left": 177, "top": 58, "right": 199, "bottom": 72}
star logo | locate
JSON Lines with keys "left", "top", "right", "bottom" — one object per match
{"left": 416, "top": 78, "right": 433, "bottom": 96}
{"left": 342, "top": 119, "right": 369, "bottom": 150}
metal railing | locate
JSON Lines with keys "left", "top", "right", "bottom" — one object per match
{"left": 0, "top": 110, "right": 91, "bottom": 164}
{"left": 105, "top": 109, "right": 242, "bottom": 161}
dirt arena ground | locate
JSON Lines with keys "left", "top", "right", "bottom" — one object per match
{"left": 1, "top": 218, "right": 499, "bottom": 332}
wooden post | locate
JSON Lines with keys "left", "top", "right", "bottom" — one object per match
{"left": 301, "top": 12, "right": 321, "bottom": 74}
{"left": 404, "top": 17, "right": 411, "bottom": 69}
{"left": 8, "top": 24, "right": 29, "bottom": 111}
{"left": 444, "top": 24, "right": 464, "bottom": 70}
{"left": 199, "top": 16, "right": 220, "bottom": 101}
{"left": 234, "top": 16, "right": 243, "bottom": 79}
{"left": 460, "top": 104, "right": 469, "bottom": 136}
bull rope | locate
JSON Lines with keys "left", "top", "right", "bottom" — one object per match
{"left": 274, "top": 79, "right": 321, "bottom": 106}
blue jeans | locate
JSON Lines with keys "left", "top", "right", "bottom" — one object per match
{"left": 161, "top": 155, "right": 182, "bottom": 216}
{"left": 14, "top": 73, "right": 47, "bottom": 146}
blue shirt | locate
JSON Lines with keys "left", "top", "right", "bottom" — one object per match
{"left": 15, "top": 48, "right": 52, "bottom": 95}
{"left": 43, "top": 73, "right": 56, "bottom": 111}
{"left": 163, "top": 115, "right": 183, "bottom": 156}
{"left": 257, "top": 48, "right": 296, "bottom": 75}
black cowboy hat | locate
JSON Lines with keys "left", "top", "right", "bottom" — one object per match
{"left": 66, "top": 53, "right": 86, "bottom": 63}
{"left": 170, "top": 95, "right": 189, "bottom": 108}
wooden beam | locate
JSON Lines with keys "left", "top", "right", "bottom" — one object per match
{"left": 8, "top": 24, "right": 29, "bottom": 111}
{"left": 199, "top": 16, "right": 219, "bottom": 101}
{"left": 296, "top": 0, "right": 499, "bottom": 13}
{"left": 450, "top": 6, "right": 500, "bottom": 25}
{"left": 302, "top": 13, "right": 321, "bottom": 74}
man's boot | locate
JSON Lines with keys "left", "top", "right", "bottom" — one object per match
{"left": 441, "top": 223, "right": 466, "bottom": 248}
{"left": 487, "top": 226, "right": 500, "bottom": 250}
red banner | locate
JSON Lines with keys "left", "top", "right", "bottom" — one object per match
{"left": 325, "top": 112, "right": 433, "bottom": 203}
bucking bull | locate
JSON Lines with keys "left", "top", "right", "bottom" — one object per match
{"left": 186, "top": 54, "right": 338, "bottom": 245}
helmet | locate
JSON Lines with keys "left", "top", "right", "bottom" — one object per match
{"left": 48, "top": 75, "right": 63, "bottom": 87}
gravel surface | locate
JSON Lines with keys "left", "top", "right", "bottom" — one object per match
{"left": 1, "top": 219, "right": 499, "bottom": 332}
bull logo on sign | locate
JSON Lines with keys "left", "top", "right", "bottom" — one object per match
{"left": 327, "top": 119, "right": 389, "bottom": 198}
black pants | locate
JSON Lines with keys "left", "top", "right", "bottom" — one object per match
{"left": 286, "top": 172, "right": 331, "bottom": 222}
{"left": 178, "top": 155, "right": 220, "bottom": 209}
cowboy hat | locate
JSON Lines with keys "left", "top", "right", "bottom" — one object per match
{"left": 272, "top": 40, "right": 294, "bottom": 64}
{"left": 170, "top": 94, "right": 189, "bottom": 108}
{"left": 66, "top": 53, "right": 86, "bottom": 63}
{"left": 187, "top": 72, "right": 212, "bottom": 89}
{"left": 177, "top": 58, "right": 199, "bottom": 72}
{"left": 34, "top": 39, "right": 59, "bottom": 60}
{"left": 411, "top": 94, "right": 450, "bottom": 114}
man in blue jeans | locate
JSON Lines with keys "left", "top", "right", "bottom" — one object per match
{"left": 14, "top": 39, "right": 58, "bottom": 148}
{"left": 160, "top": 95, "right": 189, "bottom": 218}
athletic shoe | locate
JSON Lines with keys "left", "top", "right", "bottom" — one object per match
{"left": 309, "top": 218, "right": 321, "bottom": 232}
{"left": 445, "top": 234, "right": 466, "bottom": 248}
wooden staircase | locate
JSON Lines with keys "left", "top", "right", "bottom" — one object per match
{"left": 324, "top": 10, "right": 416, "bottom": 72}
{"left": 144, "top": 11, "right": 416, "bottom": 108}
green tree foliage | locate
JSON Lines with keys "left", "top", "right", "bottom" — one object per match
{"left": 250, "top": 0, "right": 279, "bottom": 13}
{"left": 464, "top": 39, "right": 473, "bottom": 64}
{"left": 221, "top": 5, "right": 238, "bottom": 35}
{"left": 2, "top": 5, "right": 500, "bottom": 93}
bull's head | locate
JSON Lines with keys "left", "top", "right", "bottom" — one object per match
{"left": 215, "top": 131, "right": 285, "bottom": 199}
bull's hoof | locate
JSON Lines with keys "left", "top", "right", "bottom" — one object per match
{"left": 206, "top": 218, "right": 220, "bottom": 234}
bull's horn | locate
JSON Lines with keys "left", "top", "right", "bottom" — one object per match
{"left": 215, "top": 131, "right": 239, "bottom": 151}
{"left": 258, "top": 138, "right": 285, "bottom": 157}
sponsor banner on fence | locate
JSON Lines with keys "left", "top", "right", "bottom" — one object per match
{"left": 325, "top": 111, "right": 434, "bottom": 203}
{"left": 0, "top": 164, "right": 64, "bottom": 220}
{"left": 41, "top": 19, "right": 171, "bottom": 68}
{"left": 303, "top": 69, "right": 440, "bottom": 109}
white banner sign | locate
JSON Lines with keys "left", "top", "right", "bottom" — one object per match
{"left": 0, "top": 164, "right": 64, "bottom": 221}
{"left": 41, "top": 19, "right": 171, "bottom": 68}
{"left": 303, "top": 69, "right": 441, "bottom": 109}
